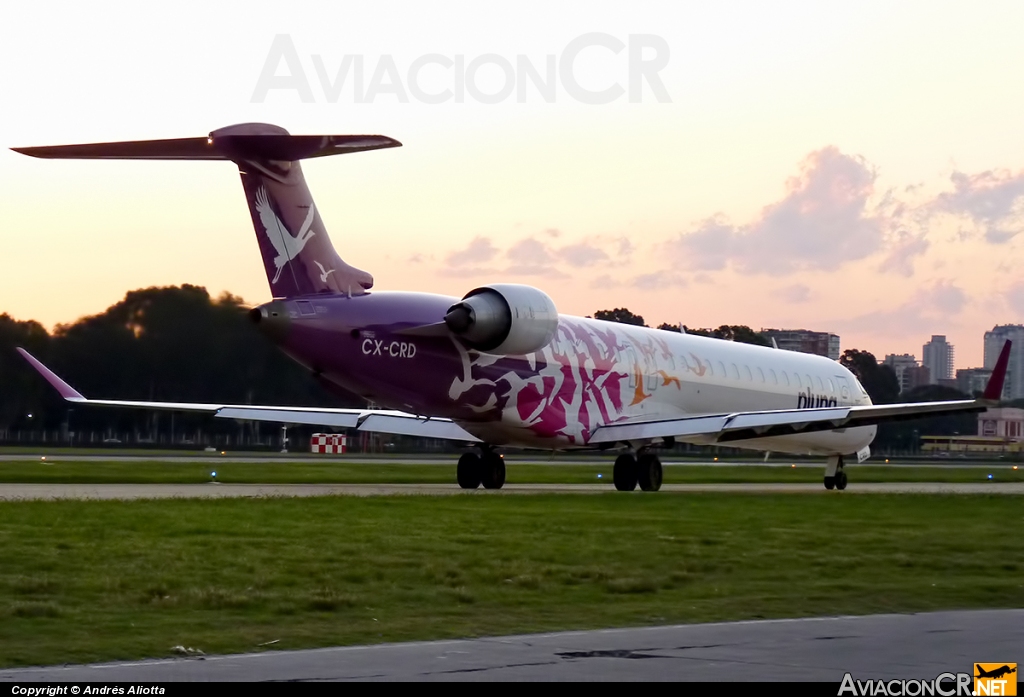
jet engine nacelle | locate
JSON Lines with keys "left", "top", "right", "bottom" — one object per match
{"left": 444, "top": 284, "right": 558, "bottom": 355}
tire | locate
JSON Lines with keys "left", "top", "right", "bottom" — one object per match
{"left": 481, "top": 453, "right": 506, "bottom": 490}
{"left": 613, "top": 453, "right": 638, "bottom": 491}
{"left": 835, "top": 470, "right": 848, "bottom": 490}
{"left": 637, "top": 453, "right": 663, "bottom": 492}
{"left": 824, "top": 476, "right": 835, "bottom": 490}
{"left": 457, "top": 452, "right": 482, "bottom": 489}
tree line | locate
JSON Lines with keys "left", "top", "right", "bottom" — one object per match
{"left": 0, "top": 286, "right": 345, "bottom": 444}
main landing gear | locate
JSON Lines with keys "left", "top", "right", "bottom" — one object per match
{"left": 613, "top": 449, "right": 663, "bottom": 492}
{"left": 823, "top": 454, "right": 848, "bottom": 491}
{"left": 457, "top": 448, "right": 506, "bottom": 490}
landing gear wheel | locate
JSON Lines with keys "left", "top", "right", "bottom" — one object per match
{"left": 637, "top": 453, "right": 663, "bottom": 492}
{"left": 480, "top": 453, "right": 506, "bottom": 490}
{"left": 457, "top": 452, "right": 482, "bottom": 489}
{"left": 835, "top": 470, "right": 848, "bottom": 490}
{"left": 613, "top": 453, "right": 638, "bottom": 491}
{"left": 823, "top": 476, "right": 835, "bottom": 490}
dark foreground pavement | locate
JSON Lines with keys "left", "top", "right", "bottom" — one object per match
{"left": 1, "top": 609, "right": 1020, "bottom": 681}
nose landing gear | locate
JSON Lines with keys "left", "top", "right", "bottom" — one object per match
{"left": 823, "top": 454, "right": 848, "bottom": 490}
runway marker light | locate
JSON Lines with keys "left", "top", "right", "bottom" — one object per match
{"left": 791, "top": 464, "right": 796, "bottom": 468}
{"left": 713, "top": 457, "right": 718, "bottom": 462}
{"left": 885, "top": 459, "right": 889, "bottom": 463}
{"left": 597, "top": 473, "right": 602, "bottom": 479}
{"left": 1014, "top": 466, "right": 1019, "bottom": 470}
{"left": 987, "top": 474, "right": 993, "bottom": 480}
{"left": 211, "top": 471, "right": 217, "bottom": 479}
{"left": 220, "top": 451, "right": 226, "bottom": 455}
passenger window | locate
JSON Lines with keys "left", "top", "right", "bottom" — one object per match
{"left": 793, "top": 373, "right": 802, "bottom": 388}
{"left": 730, "top": 363, "right": 740, "bottom": 379}
{"left": 769, "top": 368, "right": 777, "bottom": 384}
{"left": 827, "top": 378, "right": 835, "bottom": 394}
{"left": 815, "top": 375, "right": 823, "bottom": 391}
{"left": 744, "top": 365, "right": 753, "bottom": 381}
{"left": 780, "top": 370, "right": 789, "bottom": 386}
{"left": 703, "top": 358, "right": 713, "bottom": 376}
{"left": 806, "top": 375, "right": 813, "bottom": 391}
{"left": 717, "top": 361, "right": 727, "bottom": 378}
{"left": 757, "top": 367, "right": 765, "bottom": 383}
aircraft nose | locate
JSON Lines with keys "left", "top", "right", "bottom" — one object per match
{"left": 249, "top": 301, "right": 291, "bottom": 342}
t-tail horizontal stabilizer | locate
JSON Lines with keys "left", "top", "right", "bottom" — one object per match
{"left": 12, "top": 123, "right": 400, "bottom": 300}
{"left": 12, "top": 134, "right": 401, "bottom": 161}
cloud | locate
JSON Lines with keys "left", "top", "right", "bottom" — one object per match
{"left": 933, "top": 169, "right": 1024, "bottom": 243}
{"left": 630, "top": 270, "right": 688, "bottom": 290}
{"left": 1005, "top": 282, "right": 1024, "bottom": 315}
{"left": 445, "top": 236, "right": 498, "bottom": 266}
{"left": 589, "top": 274, "right": 619, "bottom": 289}
{"left": 506, "top": 238, "right": 555, "bottom": 265}
{"left": 835, "top": 280, "right": 967, "bottom": 336}
{"left": 878, "top": 231, "right": 929, "bottom": 276}
{"left": 773, "top": 284, "right": 813, "bottom": 303}
{"left": 666, "top": 147, "right": 883, "bottom": 274}
{"left": 558, "top": 241, "right": 609, "bottom": 267}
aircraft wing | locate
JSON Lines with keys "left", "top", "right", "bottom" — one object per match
{"left": 590, "top": 340, "right": 1012, "bottom": 445}
{"left": 16, "top": 348, "right": 481, "bottom": 443}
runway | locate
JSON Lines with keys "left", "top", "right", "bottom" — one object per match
{"left": 1, "top": 481, "right": 1023, "bottom": 500}
{"left": 1, "top": 609, "right": 1019, "bottom": 681}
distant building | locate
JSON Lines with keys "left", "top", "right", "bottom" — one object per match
{"left": 903, "top": 365, "right": 931, "bottom": 392}
{"left": 761, "top": 329, "right": 840, "bottom": 360}
{"left": 920, "top": 407, "right": 1024, "bottom": 455}
{"left": 922, "top": 335, "right": 954, "bottom": 384}
{"left": 883, "top": 354, "right": 919, "bottom": 393}
{"left": 984, "top": 325, "right": 1024, "bottom": 400}
{"left": 978, "top": 407, "right": 1024, "bottom": 439}
{"left": 956, "top": 367, "right": 992, "bottom": 397}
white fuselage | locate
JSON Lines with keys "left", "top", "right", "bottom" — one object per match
{"left": 458, "top": 315, "right": 876, "bottom": 456}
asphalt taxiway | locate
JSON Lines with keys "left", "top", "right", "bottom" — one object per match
{"left": 1, "top": 609, "right": 1019, "bottom": 681}
{"left": 0, "top": 481, "right": 1023, "bottom": 500}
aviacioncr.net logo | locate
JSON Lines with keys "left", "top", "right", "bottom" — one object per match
{"left": 839, "top": 672, "right": 973, "bottom": 696}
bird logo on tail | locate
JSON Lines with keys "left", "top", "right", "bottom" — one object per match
{"left": 254, "top": 187, "right": 316, "bottom": 283}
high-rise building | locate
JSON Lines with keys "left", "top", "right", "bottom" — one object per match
{"left": 922, "top": 335, "right": 954, "bottom": 384}
{"left": 904, "top": 365, "right": 931, "bottom": 392}
{"left": 883, "top": 354, "right": 919, "bottom": 394}
{"left": 760, "top": 329, "right": 840, "bottom": 360}
{"left": 984, "top": 325, "right": 1024, "bottom": 400}
{"left": 956, "top": 367, "right": 993, "bottom": 396}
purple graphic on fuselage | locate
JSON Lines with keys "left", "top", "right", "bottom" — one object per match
{"left": 448, "top": 317, "right": 639, "bottom": 444}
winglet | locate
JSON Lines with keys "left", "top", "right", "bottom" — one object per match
{"left": 16, "top": 348, "right": 86, "bottom": 401}
{"left": 982, "top": 340, "right": 1012, "bottom": 401}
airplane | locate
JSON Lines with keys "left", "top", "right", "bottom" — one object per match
{"left": 975, "top": 665, "right": 1016, "bottom": 680}
{"left": 12, "top": 123, "right": 1013, "bottom": 492}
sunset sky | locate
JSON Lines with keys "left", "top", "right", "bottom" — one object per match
{"left": 3, "top": 1, "right": 1024, "bottom": 368}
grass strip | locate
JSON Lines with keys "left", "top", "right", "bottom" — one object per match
{"left": 0, "top": 493, "right": 1022, "bottom": 667}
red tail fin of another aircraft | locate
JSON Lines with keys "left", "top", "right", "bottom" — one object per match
{"left": 983, "top": 340, "right": 1012, "bottom": 401}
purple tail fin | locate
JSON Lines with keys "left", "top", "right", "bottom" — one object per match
{"left": 13, "top": 122, "right": 401, "bottom": 298}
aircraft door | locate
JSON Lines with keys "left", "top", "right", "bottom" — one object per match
{"left": 834, "top": 375, "right": 852, "bottom": 404}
